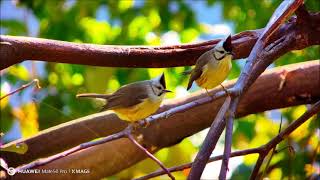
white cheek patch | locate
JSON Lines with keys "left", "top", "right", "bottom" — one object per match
{"left": 214, "top": 51, "right": 225, "bottom": 60}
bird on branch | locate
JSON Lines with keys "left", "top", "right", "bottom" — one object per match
{"left": 183, "top": 35, "right": 233, "bottom": 95}
{"left": 77, "top": 73, "right": 171, "bottom": 126}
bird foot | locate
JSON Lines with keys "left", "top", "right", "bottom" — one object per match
{"left": 205, "top": 89, "right": 214, "bottom": 101}
{"left": 141, "top": 119, "right": 150, "bottom": 128}
{"left": 220, "top": 84, "right": 230, "bottom": 97}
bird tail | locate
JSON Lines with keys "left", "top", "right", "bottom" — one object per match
{"left": 181, "top": 69, "right": 192, "bottom": 75}
{"left": 76, "top": 93, "right": 110, "bottom": 99}
{"left": 186, "top": 81, "right": 193, "bottom": 90}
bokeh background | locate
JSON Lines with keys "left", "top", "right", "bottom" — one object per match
{"left": 1, "top": 0, "right": 319, "bottom": 179}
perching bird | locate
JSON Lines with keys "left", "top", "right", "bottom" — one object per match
{"left": 184, "top": 35, "right": 233, "bottom": 92}
{"left": 76, "top": 73, "right": 171, "bottom": 122}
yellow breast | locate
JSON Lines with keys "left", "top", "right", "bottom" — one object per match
{"left": 112, "top": 98, "right": 162, "bottom": 122}
{"left": 196, "top": 56, "right": 232, "bottom": 89}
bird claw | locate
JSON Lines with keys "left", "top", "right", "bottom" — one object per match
{"left": 205, "top": 89, "right": 214, "bottom": 101}
{"left": 165, "top": 112, "right": 171, "bottom": 119}
{"left": 141, "top": 119, "right": 150, "bottom": 128}
{"left": 130, "top": 122, "right": 139, "bottom": 131}
{"left": 220, "top": 84, "right": 230, "bottom": 97}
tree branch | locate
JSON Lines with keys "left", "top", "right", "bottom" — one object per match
{"left": 15, "top": 128, "right": 128, "bottom": 171}
{"left": 127, "top": 134, "right": 175, "bottom": 180}
{"left": 135, "top": 100, "right": 320, "bottom": 180}
{"left": 250, "top": 100, "right": 320, "bottom": 179}
{"left": 5, "top": 60, "right": 320, "bottom": 180}
{"left": 219, "top": 1, "right": 305, "bottom": 179}
{"left": 15, "top": 126, "right": 175, "bottom": 180}
{"left": 134, "top": 148, "right": 262, "bottom": 180}
{"left": 187, "top": 96, "right": 231, "bottom": 179}
{"left": 189, "top": 1, "right": 305, "bottom": 179}
{"left": 0, "top": 79, "right": 41, "bottom": 100}
{"left": 0, "top": 30, "right": 261, "bottom": 70}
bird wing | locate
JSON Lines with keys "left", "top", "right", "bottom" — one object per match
{"left": 101, "top": 81, "right": 150, "bottom": 111}
{"left": 187, "top": 51, "right": 211, "bottom": 90}
{"left": 76, "top": 93, "right": 111, "bottom": 99}
{"left": 182, "top": 69, "right": 192, "bottom": 75}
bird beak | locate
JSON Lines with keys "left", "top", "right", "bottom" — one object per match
{"left": 228, "top": 51, "right": 235, "bottom": 58}
{"left": 163, "top": 89, "right": 172, "bottom": 93}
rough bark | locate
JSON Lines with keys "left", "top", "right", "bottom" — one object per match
{"left": 0, "top": 30, "right": 260, "bottom": 70}
{"left": 5, "top": 60, "right": 320, "bottom": 180}
{"left": 0, "top": 12, "right": 319, "bottom": 70}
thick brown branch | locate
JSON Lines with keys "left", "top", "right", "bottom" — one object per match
{"left": 0, "top": 30, "right": 260, "bottom": 70}
{"left": 4, "top": 61, "right": 319, "bottom": 180}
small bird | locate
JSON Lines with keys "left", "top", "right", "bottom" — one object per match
{"left": 77, "top": 73, "right": 171, "bottom": 123}
{"left": 184, "top": 35, "right": 233, "bottom": 93}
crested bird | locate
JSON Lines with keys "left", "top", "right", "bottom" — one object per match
{"left": 77, "top": 73, "right": 171, "bottom": 123}
{"left": 184, "top": 35, "right": 233, "bottom": 95}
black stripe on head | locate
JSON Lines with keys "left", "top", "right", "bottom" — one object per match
{"left": 159, "top": 73, "right": 166, "bottom": 89}
{"left": 223, "top": 35, "right": 232, "bottom": 52}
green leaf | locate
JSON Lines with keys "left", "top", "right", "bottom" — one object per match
{"left": 0, "top": 20, "right": 27, "bottom": 35}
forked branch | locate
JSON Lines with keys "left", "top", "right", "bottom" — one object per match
{"left": 188, "top": 1, "right": 305, "bottom": 179}
{"left": 135, "top": 100, "right": 320, "bottom": 180}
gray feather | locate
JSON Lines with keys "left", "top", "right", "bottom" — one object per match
{"left": 78, "top": 81, "right": 150, "bottom": 111}
{"left": 186, "top": 50, "right": 212, "bottom": 90}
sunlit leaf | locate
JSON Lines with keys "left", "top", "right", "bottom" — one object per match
{"left": 48, "top": 72, "right": 58, "bottom": 85}
{"left": 148, "top": 9, "right": 161, "bottom": 28}
{"left": 145, "top": 32, "right": 161, "bottom": 45}
{"left": 0, "top": 83, "right": 10, "bottom": 109}
{"left": 180, "top": 28, "right": 199, "bottom": 43}
{"left": 71, "top": 73, "right": 84, "bottom": 86}
{"left": 0, "top": 142, "right": 28, "bottom": 154}
{"left": 128, "top": 16, "right": 151, "bottom": 39}
{"left": 304, "top": 164, "right": 319, "bottom": 177}
{"left": 0, "top": 19, "right": 27, "bottom": 35}
{"left": 269, "top": 168, "right": 282, "bottom": 180}
{"left": 8, "top": 65, "right": 29, "bottom": 81}
{"left": 182, "top": 168, "right": 191, "bottom": 176}
{"left": 80, "top": 17, "right": 111, "bottom": 44}
{"left": 107, "top": 77, "right": 120, "bottom": 92}
{"left": 0, "top": 105, "right": 14, "bottom": 133}
{"left": 289, "top": 106, "right": 311, "bottom": 141}
{"left": 118, "top": 0, "right": 133, "bottom": 12}
{"left": 12, "top": 103, "right": 39, "bottom": 138}
{"left": 243, "top": 154, "right": 259, "bottom": 166}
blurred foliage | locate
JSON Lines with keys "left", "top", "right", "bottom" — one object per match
{"left": 0, "top": 0, "right": 319, "bottom": 179}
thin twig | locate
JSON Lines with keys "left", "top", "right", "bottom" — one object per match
{"left": 134, "top": 148, "right": 262, "bottom": 180}
{"left": 142, "top": 88, "right": 234, "bottom": 126}
{"left": 249, "top": 100, "right": 320, "bottom": 179}
{"left": 219, "top": 98, "right": 239, "bottom": 179}
{"left": 187, "top": 96, "right": 231, "bottom": 180}
{"left": 136, "top": 100, "right": 320, "bottom": 180}
{"left": 127, "top": 134, "right": 175, "bottom": 180}
{"left": 261, "top": 115, "right": 283, "bottom": 179}
{"left": 16, "top": 127, "right": 128, "bottom": 171}
{"left": 0, "top": 79, "right": 41, "bottom": 100}
{"left": 16, "top": 125, "right": 175, "bottom": 180}
{"left": 250, "top": 154, "right": 265, "bottom": 180}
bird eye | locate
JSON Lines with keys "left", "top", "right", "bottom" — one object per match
{"left": 218, "top": 50, "right": 225, "bottom": 54}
